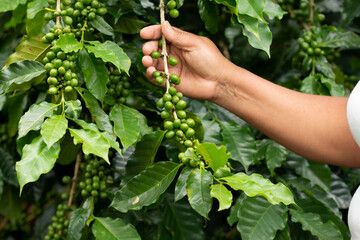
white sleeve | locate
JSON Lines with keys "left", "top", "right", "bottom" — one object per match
{"left": 347, "top": 81, "right": 360, "bottom": 148}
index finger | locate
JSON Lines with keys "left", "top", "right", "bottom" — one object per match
{"left": 140, "top": 25, "right": 162, "bottom": 40}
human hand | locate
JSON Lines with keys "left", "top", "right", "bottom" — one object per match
{"left": 140, "top": 21, "right": 232, "bottom": 101}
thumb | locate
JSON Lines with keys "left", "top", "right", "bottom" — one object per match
{"left": 161, "top": 21, "right": 196, "bottom": 48}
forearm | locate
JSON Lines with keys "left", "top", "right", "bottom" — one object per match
{"left": 213, "top": 62, "right": 360, "bottom": 167}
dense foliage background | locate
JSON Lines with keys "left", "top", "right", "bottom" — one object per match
{"left": 1, "top": 0, "right": 360, "bottom": 239}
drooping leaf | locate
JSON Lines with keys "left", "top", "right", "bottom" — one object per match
{"left": 54, "top": 33, "right": 83, "bottom": 53}
{"left": 40, "top": 114, "right": 68, "bottom": 147}
{"left": 78, "top": 48, "right": 109, "bottom": 102}
{"left": 220, "top": 172, "right": 294, "bottom": 205}
{"left": 90, "top": 15, "right": 115, "bottom": 36}
{"left": 197, "top": 0, "right": 219, "bottom": 34}
{"left": 174, "top": 166, "right": 192, "bottom": 202}
{"left": 111, "top": 161, "right": 181, "bottom": 212}
{"left": 210, "top": 183, "right": 232, "bottom": 211}
{"left": 320, "top": 75, "right": 345, "bottom": 97}
{"left": 92, "top": 217, "right": 141, "bottom": 240}
{"left": 76, "top": 87, "right": 113, "bottom": 134}
{"left": 315, "top": 55, "right": 335, "bottom": 79}
{"left": 64, "top": 100, "right": 82, "bottom": 120}
{"left": 237, "top": 196, "right": 288, "bottom": 240}
{"left": 18, "top": 101, "right": 58, "bottom": 138}
{"left": 317, "top": 26, "right": 360, "bottom": 49}
{"left": 289, "top": 208, "right": 343, "bottom": 240}
{"left": 0, "top": 0, "right": 26, "bottom": 12}
{"left": 85, "top": 41, "right": 131, "bottom": 74}
{"left": 5, "top": 35, "right": 50, "bottom": 67}
{"left": 196, "top": 142, "right": 229, "bottom": 173}
{"left": 125, "top": 130, "right": 165, "bottom": 179}
{"left": 227, "top": 193, "right": 246, "bottom": 227}
{"left": 109, "top": 104, "right": 152, "bottom": 151}
{"left": 330, "top": 173, "right": 352, "bottom": 209}
{"left": 27, "top": 0, "right": 47, "bottom": 19}
{"left": 162, "top": 195, "right": 206, "bottom": 240}
{"left": 16, "top": 136, "right": 60, "bottom": 194}
{"left": 67, "top": 200, "right": 92, "bottom": 240}
{"left": 300, "top": 75, "right": 320, "bottom": 94}
{"left": 0, "top": 60, "right": 46, "bottom": 94}
{"left": 219, "top": 121, "right": 257, "bottom": 172}
{"left": 69, "top": 128, "right": 110, "bottom": 164}
{"left": 186, "top": 168, "right": 213, "bottom": 219}
{"left": 0, "top": 147, "right": 19, "bottom": 186}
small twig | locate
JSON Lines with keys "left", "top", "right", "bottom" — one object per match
{"left": 56, "top": 0, "right": 61, "bottom": 25}
{"left": 309, "top": 0, "right": 314, "bottom": 25}
{"left": 68, "top": 151, "right": 82, "bottom": 207}
{"left": 159, "top": 0, "right": 178, "bottom": 120}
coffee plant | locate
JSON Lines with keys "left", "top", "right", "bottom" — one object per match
{"left": 0, "top": 0, "right": 360, "bottom": 239}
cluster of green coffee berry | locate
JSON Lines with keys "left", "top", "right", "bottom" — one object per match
{"left": 45, "top": 0, "right": 107, "bottom": 37}
{"left": 42, "top": 30, "right": 79, "bottom": 95}
{"left": 277, "top": 0, "right": 325, "bottom": 24}
{"left": 297, "top": 29, "right": 338, "bottom": 60}
{"left": 106, "top": 68, "right": 131, "bottom": 105}
{"left": 44, "top": 203, "right": 70, "bottom": 240}
{"left": 78, "top": 155, "right": 113, "bottom": 199}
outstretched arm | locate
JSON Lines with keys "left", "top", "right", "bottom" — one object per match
{"left": 140, "top": 22, "right": 360, "bottom": 168}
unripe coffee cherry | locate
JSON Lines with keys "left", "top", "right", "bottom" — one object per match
{"left": 151, "top": 51, "right": 161, "bottom": 59}
{"left": 168, "top": 56, "right": 178, "bottom": 66}
{"left": 169, "top": 9, "right": 179, "bottom": 18}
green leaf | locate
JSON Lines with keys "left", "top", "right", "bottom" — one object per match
{"left": 314, "top": 55, "right": 334, "bottom": 79}
{"left": 300, "top": 75, "right": 320, "bottom": 94}
{"left": 236, "top": 0, "right": 266, "bottom": 23}
{"left": 69, "top": 128, "right": 110, "bottom": 164}
{"left": 67, "top": 201, "right": 92, "bottom": 240}
{"left": 90, "top": 15, "right": 115, "bottom": 36}
{"left": 54, "top": 33, "right": 83, "bottom": 53}
{"left": 320, "top": 75, "right": 345, "bottom": 97}
{"left": 210, "top": 183, "right": 232, "bottom": 211}
{"left": 239, "top": 18, "right": 272, "bottom": 57}
{"left": 0, "top": 0, "right": 26, "bottom": 12}
{"left": 285, "top": 153, "right": 332, "bottom": 191}
{"left": 7, "top": 92, "right": 28, "bottom": 137}
{"left": 220, "top": 172, "right": 294, "bottom": 205}
{"left": 111, "top": 161, "right": 181, "bottom": 212}
{"left": 103, "top": 131, "right": 122, "bottom": 156}
{"left": 116, "top": 15, "right": 149, "bottom": 34}
{"left": 76, "top": 87, "right": 113, "bottom": 134}
{"left": 196, "top": 142, "right": 229, "bottom": 172}
{"left": 342, "top": 0, "right": 360, "bottom": 25}
{"left": 78, "top": 48, "right": 109, "bottom": 101}
{"left": 16, "top": 136, "right": 60, "bottom": 194}
{"left": 125, "top": 130, "right": 165, "bottom": 179}
{"left": 197, "top": 0, "right": 219, "bottom": 34}
{"left": 40, "top": 114, "right": 68, "bottom": 147}
{"left": 0, "top": 60, "right": 46, "bottom": 95}
{"left": 186, "top": 168, "right": 213, "bottom": 219}
{"left": 26, "top": 10, "right": 46, "bottom": 36}
{"left": 227, "top": 194, "right": 246, "bottom": 226}
{"left": 162, "top": 195, "right": 206, "bottom": 240}
{"left": 27, "top": 0, "right": 47, "bottom": 19}
{"left": 85, "top": 41, "right": 131, "bottom": 74}
{"left": 263, "top": 0, "right": 287, "bottom": 20}
{"left": 265, "top": 140, "right": 288, "bottom": 175}
{"left": 109, "top": 104, "right": 151, "bottom": 151}
{"left": 64, "top": 100, "right": 82, "bottom": 119}
{"left": 5, "top": 35, "right": 50, "bottom": 68}
{"left": 174, "top": 166, "right": 192, "bottom": 202}
{"left": 318, "top": 26, "right": 360, "bottom": 49}
{"left": 0, "top": 147, "right": 19, "bottom": 186}
{"left": 18, "top": 101, "right": 58, "bottom": 138}
{"left": 219, "top": 121, "right": 257, "bottom": 172}
{"left": 92, "top": 217, "right": 141, "bottom": 240}
{"left": 289, "top": 208, "right": 343, "bottom": 240}
{"left": 237, "top": 196, "right": 287, "bottom": 240}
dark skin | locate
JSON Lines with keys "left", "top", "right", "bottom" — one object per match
{"left": 141, "top": 21, "right": 360, "bottom": 168}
